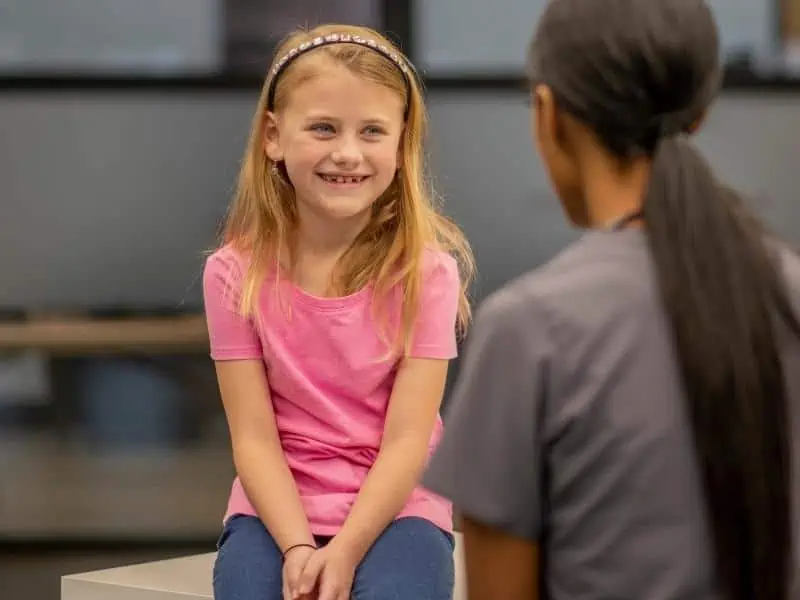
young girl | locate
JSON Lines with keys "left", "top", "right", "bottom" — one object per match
{"left": 203, "top": 24, "right": 474, "bottom": 600}
{"left": 425, "top": 1, "right": 800, "bottom": 600}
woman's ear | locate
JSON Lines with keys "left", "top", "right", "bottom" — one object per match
{"left": 532, "top": 84, "right": 563, "bottom": 149}
{"left": 263, "top": 112, "right": 283, "bottom": 161}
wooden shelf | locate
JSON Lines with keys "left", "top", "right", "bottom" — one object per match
{"left": 0, "top": 314, "right": 209, "bottom": 355}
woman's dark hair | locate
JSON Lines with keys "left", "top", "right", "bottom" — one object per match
{"left": 528, "top": 2, "right": 796, "bottom": 600}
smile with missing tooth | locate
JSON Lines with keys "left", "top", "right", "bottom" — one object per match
{"left": 318, "top": 174, "right": 370, "bottom": 184}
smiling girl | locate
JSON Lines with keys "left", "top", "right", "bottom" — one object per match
{"left": 203, "top": 24, "right": 474, "bottom": 600}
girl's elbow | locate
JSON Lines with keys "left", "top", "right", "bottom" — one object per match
{"left": 232, "top": 433, "right": 281, "bottom": 467}
{"left": 380, "top": 433, "right": 430, "bottom": 463}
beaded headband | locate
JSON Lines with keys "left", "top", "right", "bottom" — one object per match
{"left": 265, "top": 33, "right": 416, "bottom": 111}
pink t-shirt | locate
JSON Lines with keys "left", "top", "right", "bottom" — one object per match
{"left": 202, "top": 245, "right": 460, "bottom": 536}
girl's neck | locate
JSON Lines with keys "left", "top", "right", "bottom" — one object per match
{"left": 294, "top": 202, "right": 371, "bottom": 259}
{"left": 289, "top": 211, "right": 370, "bottom": 298}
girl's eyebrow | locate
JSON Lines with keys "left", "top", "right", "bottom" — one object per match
{"left": 303, "top": 113, "right": 338, "bottom": 122}
{"left": 303, "top": 113, "right": 393, "bottom": 126}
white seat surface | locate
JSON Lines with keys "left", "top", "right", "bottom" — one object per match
{"left": 62, "top": 533, "right": 466, "bottom": 599}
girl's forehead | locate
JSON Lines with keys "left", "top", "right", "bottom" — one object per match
{"left": 280, "top": 66, "right": 405, "bottom": 123}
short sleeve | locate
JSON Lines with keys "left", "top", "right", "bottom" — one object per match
{"left": 202, "top": 248, "right": 263, "bottom": 361}
{"left": 409, "top": 251, "right": 461, "bottom": 359}
{"left": 423, "top": 289, "right": 548, "bottom": 540}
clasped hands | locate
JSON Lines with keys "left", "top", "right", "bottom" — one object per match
{"left": 282, "top": 538, "right": 360, "bottom": 600}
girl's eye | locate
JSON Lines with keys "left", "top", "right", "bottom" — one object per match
{"left": 363, "top": 125, "right": 386, "bottom": 136}
{"left": 310, "top": 123, "right": 335, "bottom": 134}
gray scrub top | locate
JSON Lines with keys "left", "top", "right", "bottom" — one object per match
{"left": 424, "top": 229, "right": 800, "bottom": 600}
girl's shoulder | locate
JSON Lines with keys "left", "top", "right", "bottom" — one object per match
{"left": 420, "top": 246, "right": 460, "bottom": 291}
{"left": 204, "top": 244, "right": 279, "bottom": 289}
{"left": 205, "top": 243, "right": 251, "bottom": 274}
{"left": 421, "top": 245, "right": 458, "bottom": 276}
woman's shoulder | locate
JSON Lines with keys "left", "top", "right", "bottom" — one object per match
{"left": 475, "top": 232, "right": 658, "bottom": 349}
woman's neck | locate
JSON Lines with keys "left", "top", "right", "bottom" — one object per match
{"left": 582, "top": 157, "right": 650, "bottom": 228}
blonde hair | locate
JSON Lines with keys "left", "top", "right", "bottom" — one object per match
{"left": 221, "top": 23, "right": 475, "bottom": 354}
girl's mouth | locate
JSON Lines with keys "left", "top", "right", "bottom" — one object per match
{"left": 318, "top": 174, "right": 369, "bottom": 185}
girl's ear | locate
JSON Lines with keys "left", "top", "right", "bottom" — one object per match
{"left": 264, "top": 112, "right": 283, "bottom": 161}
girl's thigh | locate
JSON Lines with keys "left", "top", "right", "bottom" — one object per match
{"left": 212, "top": 515, "right": 283, "bottom": 600}
{"left": 353, "top": 517, "right": 455, "bottom": 600}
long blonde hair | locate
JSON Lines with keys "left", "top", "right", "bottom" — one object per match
{"left": 222, "top": 24, "right": 475, "bottom": 354}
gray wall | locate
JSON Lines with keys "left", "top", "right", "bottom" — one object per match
{"left": 0, "top": 93, "right": 255, "bottom": 312}
{"left": 1, "top": 91, "right": 799, "bottom": 311}
{"left": 426, "top": 91, "right": 800, "bottom": 298}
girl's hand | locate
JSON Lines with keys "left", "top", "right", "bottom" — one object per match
{"left": 296, "top": 540, "right": 359, "bottom": 600}
{"left": 282, "top": 545, "right": 318, "bottom": 600}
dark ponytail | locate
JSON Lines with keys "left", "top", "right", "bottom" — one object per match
{"left": 643, "top": 136, "right": 795, "bottom": 600}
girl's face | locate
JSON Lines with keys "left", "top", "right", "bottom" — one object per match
{"left": 265, "top": 58, "right": 405, "bottom": 230}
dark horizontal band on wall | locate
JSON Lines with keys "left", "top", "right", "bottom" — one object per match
{"left": 1, "top": 67, "right": 800, "bottom": 93}
{"left": 425, "top": 68, "right": 800, "bottom": 93}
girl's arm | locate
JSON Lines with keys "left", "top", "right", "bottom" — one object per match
{"left": 214, "top": 359, "right": 315, "bottom": 552}
{"left": 328, "top": 355, "right": 450, "bottom": 563}
{"left": 203, "top": 249, "right": 314, "bottom": 553}
{"left": 328, "top": 252, "right": 461, "bottom": 564}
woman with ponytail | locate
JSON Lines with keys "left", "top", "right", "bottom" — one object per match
{"left": 424, "top": 1, "right": 800, "bottom": 599}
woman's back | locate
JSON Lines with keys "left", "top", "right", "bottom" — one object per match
{"left": 427, "top": 228, "right": 800, "bottom": 599}
{"left": 526, "top": 230, "right": 800, "bottom": 599}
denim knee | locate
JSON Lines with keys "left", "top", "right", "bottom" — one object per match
{"left": 212, "top": 515, "right": 284, "bottom": 600}
{"left": 352, "top": 517, "right": 455, "bottom": 600}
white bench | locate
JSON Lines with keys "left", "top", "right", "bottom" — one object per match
{"left": 62, "top": 534, "right": 467, "bottom": 600}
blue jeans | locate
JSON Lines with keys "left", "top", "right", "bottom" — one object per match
{"left": 213, "top": 515, "right": 455, "bottom": 600}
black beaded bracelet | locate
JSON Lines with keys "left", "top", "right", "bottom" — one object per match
{"left": 282, "top": 543, "right": 317, "bottom": 562}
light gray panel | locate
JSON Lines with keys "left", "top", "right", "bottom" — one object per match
{"left": 413, "top": 0, "right": 776, "bottom": 74}
{"left": 0, "top": 0, "right": 223, "bottom": 73}
{"left": 414, "top": 0, "right": 543, "bottom": 74}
